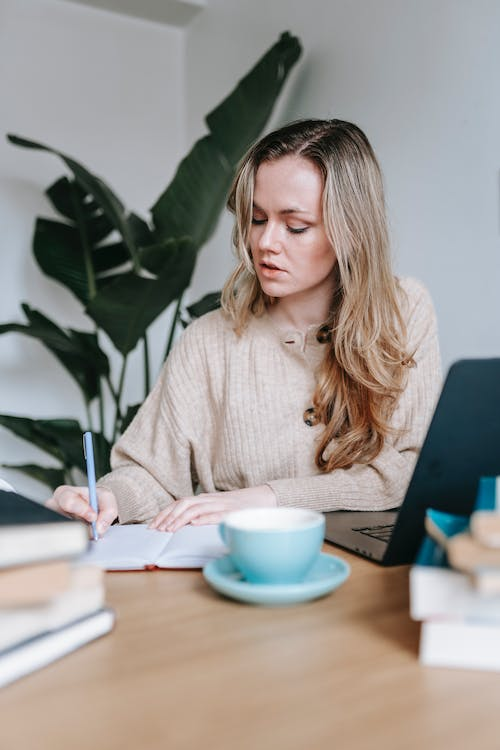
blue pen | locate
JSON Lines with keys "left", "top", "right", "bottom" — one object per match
{"left": 83, "top": 431, "right": 99, "bottom": 541}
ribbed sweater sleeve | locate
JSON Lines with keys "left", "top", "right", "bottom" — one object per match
{"left": 97, "top": 319, "right": 210, "bottom": 524}
{"left": 268, "top": 277, "right": 442, "bottom": 510}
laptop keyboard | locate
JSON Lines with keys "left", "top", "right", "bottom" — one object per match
{"left": 353, "top": 523, "right": 395, "bottom": 542}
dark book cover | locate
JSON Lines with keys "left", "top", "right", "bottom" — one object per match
{"left": 0, "top": 490, "right": 88, "bottom": 568}
{"left": 0, "top": 490, "right": 73, "bottom": 526}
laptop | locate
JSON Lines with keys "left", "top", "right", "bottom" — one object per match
{"left": 323, "top": 358, "right": 500, "bottom": 565}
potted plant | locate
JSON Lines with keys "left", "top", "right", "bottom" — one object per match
{"left": 0, "top": 32, "right": 302, "bottom": 488}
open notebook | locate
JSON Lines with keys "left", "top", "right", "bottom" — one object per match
{"left": 80, "top": 523, "right": 228, "bottom": 571}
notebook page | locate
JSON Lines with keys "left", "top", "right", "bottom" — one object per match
{"left": 155, "top": 524, "right": 227, "bottom": 568}
{"left": 81, "top": 525, "right": 171, "bottom": 570}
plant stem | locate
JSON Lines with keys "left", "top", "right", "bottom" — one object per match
{"left": 85, "top": 401, "right": 94, "bottom": 432}
{"left": 98, "top": 377, "right": 105, "bottom": 436}
{"left": 95, "top": 329, "right": 106, "bottom": 438}
{"left": 70, "top": 181, "right": 96, "bottom": 299}
{"left": 113, "top": 357, "right": 128, "bottom": 442}
{"left": 143, "top": 333, "right": 150, "bottom": 399}
{"left": 163, "top": 295, "right": 183, "bottom": 362}
{"left": 122, "top": 224, "right": 141, "bottom": 274}
{"left": 105, "top": 375, "right": 120, "bottom": 409}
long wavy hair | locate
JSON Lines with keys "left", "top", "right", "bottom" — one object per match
{"left": 221, "top": 119, "right": 414, "bottom": 473}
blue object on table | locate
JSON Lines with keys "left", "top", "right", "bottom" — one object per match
{"left": 414, "top": 535, "right": 449, "bottom": 568}
{"left": 475, "top": 476, "right": 498, "bottom": 511}
{"left": 83, "top": 431, "right": 99, "bottom": 541}
{"left": 203, "top": 552, "right": 350, "bottom": 606}
{"left": 426, "top": 508, "right": 470, "bottom": 539}
{"left": 415, "top": 476, "right": 498, "bottom": 569}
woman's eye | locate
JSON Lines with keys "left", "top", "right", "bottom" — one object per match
{"left": 251, "top": 217, "right": 266, "bottom": 225}
{"left": 288, "top": 226, "right": 308, "bottom": 234}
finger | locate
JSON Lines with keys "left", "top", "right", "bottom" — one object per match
{"left": 148, "top": 502, "right": 178, "bottom": 529}
{"left": 46, "top": 496, "right": 73, "bottom": 519}
{"left": 155, "top": 501, "right": 200, "bottom": 531}
{"left": 150, "top": 507, "right": 176, "bottom": 527}
{"left": 163, "top": 501, "right": 225, "bottom": 533}
{"left": 151, "top": 497, "right": 198, "bottom": 530}
{"left": 190, "top": 511, "right": 228, "bottom": 526}
{"left": 51, "top": 486, "right": 95, "bottom": 522}
{"left": 94, "top": 489, "right": 118, "bottom": 535}
{"left": 95, "top": 510, "right": 116, "bottom": 536}
{"left": 46, "top": 496, "right": 59, "bottom": 511}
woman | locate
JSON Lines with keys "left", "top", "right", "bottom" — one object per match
{"left": 48, "top": 119, "right": 441, "bottom": 536}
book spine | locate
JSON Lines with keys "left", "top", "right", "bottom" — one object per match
{"left": 410, "top": 566, "right": 500, "bottom": 622}
{"left": 0, "top": 608, "right": 115, "bottom": 688}
{"left": 420, "top": 620, "right": 500, "bottom": 671}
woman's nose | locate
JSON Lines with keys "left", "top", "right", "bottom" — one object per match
{"left": 258, "top": 221, "right": 282, "bottom": 252}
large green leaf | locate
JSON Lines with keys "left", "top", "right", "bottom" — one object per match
{"left": 181, "top": 292, "right": 221, "bottom": 327}
{"left": 0, "top": 305, "right": 109, "bottom": 403}
{"left": 151, "top": 32, "right": 302, "bottom": 247}
{"left": 1, "top": 428, "right": 111, "bottom": 488}
{"left": 46, "top": 177, "right": 115, "bottom": 244}
{"left": 151, "top": 136, "right": 233, "bottom": 248}
{"left": 88, "top": 431, "right": 112, "bottom": 479}
{"left": 86, "top": 238, "right": 197, "bottom": 355}
{"left": 34, "top": 218, "right": 90, "bottom": 303}
{"left": 35, "top": 177, "right": 133, "bottom": 305}
{"left": 1, "top": 463, "right": 66, "bottom": 491}
{"left": 92, "top": 242, "right": 131, "bottom": 275}
{"left": 34, "top": 218, "right": 131, "bottom": 304}
{"left": 92, "top": 214, "right": 154, "bottom": 277}
{"left": 6, "top": 134, "right": 140, "bottom": 267}
{"left": 138, "top": 236, "right": 193, "bottom": 275}
{"left": 0, "top": 416, "right": 86, "bottom": 472}
{"left": 206, "top": 32, "right": 302, "bottom": 166}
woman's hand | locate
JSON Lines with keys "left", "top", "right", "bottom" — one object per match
{"left": 148, "top": 485, "right": 277, "bottom": 533}
{"left": 46, "top": 485, "right": 118, "bottom": 537}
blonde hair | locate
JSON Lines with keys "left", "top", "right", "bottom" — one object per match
{"left": 221, "top": 119, "right": 414, "bottom": 473}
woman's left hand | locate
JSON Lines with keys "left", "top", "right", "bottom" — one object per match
{"left": 148, "top": 485, "right": 277, "bottom": 532}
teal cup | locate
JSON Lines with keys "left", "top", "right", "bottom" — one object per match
{"left": 219, "top": 507, "right": 325, "bottom": 584}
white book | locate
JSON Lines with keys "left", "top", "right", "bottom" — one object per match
{"left": 79, "top": 523, "right": 227, "bottom": 571}
{"left": 419, "top": 619, "right": 500, "bottom": 671}
{"left": 0, "top": 580, "right": 105, "bottom": 652}
{"left": 0, "top": 608, "right": 115, "bottom": 688}
{"left": 410, "top": 565, "right": 500, "bottom": 622}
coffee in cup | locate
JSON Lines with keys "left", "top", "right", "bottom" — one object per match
{"left": 219, "top": 507, "right": 325, "bottom": 584}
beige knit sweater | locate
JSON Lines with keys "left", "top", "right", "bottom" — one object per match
{"left": 98, "top": 277, "right": 441, "bottom": 523}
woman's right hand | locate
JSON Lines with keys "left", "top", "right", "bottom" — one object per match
{"left": 46, "top": 485, "right": 118, "bottom": 537}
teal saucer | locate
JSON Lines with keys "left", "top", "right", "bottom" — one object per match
{"left": 203, "top": 552, "right": 350, "bottom": 606}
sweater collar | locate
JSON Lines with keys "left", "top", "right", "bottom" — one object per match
{"left": 254, "top": 310, "right": 329, "bottom": 355}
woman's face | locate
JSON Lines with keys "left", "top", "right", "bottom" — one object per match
{"left": 249, "top": 155, "right": 337, "bottom": 309}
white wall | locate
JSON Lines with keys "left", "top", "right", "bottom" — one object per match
{"left": 0, "top": 0, "right": 185, "bottom": 496}
{"left": 186, "top": 0, "right": 500, "bottom": 372}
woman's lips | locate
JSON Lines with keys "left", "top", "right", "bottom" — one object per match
{"left": 259, "top": 261, "right": 285, "bottom": 276}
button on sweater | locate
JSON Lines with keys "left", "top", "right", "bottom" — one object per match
{"left": 98, "top": 277, "right": 442, "bottom": 524}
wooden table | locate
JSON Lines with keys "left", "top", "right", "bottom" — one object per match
{"left": 1, "top": 544, "right": 499, "bottom": 749}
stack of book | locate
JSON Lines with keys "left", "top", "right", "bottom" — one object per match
{"left": 0, "top": 489, "right": 115, "bottom": 688}
{"left": 410, "top": 476, "right": 500, "bottom": 671}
